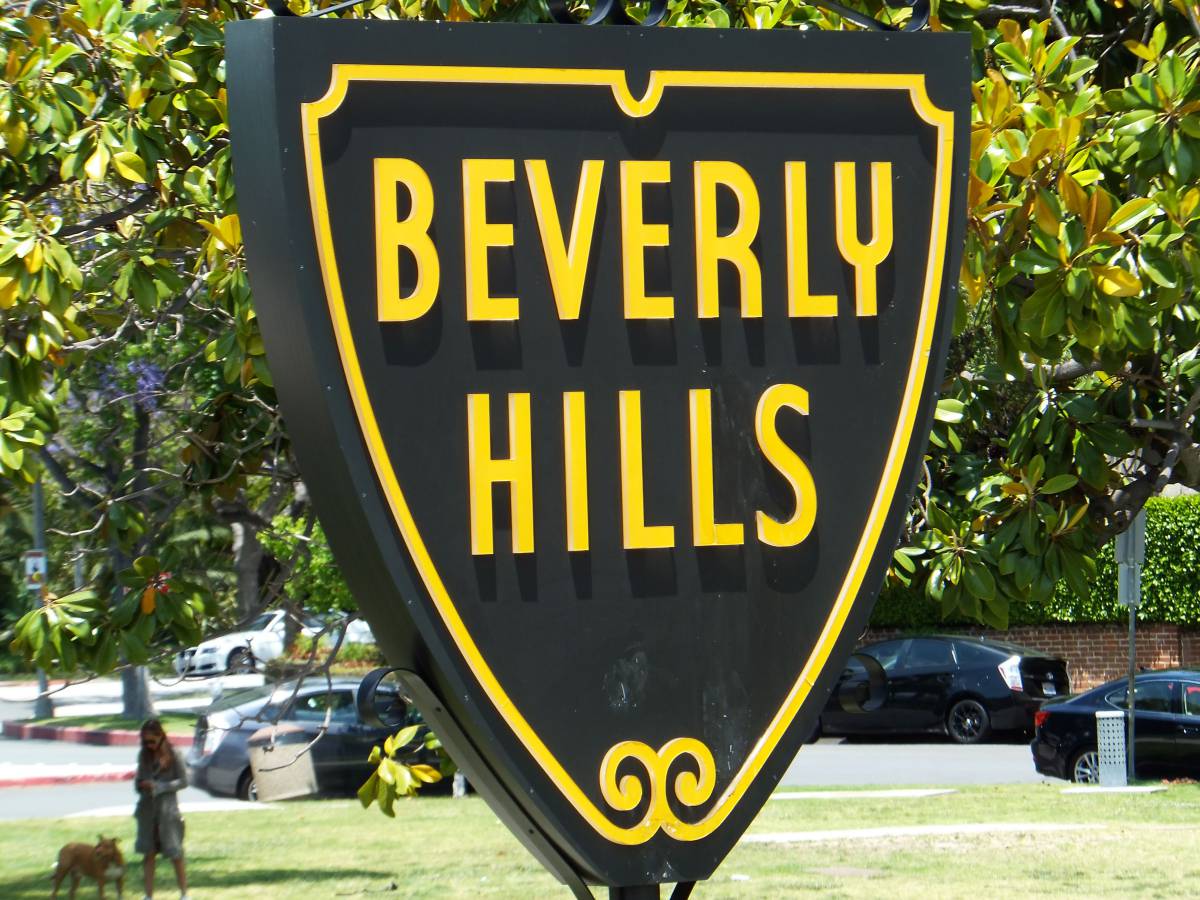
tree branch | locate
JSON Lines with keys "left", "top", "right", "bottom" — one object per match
{"left": 58, "top": 188, "right": 156, "bottom": 239}
{"left": 37, "top": 447, "right": 103, "bottom": 512}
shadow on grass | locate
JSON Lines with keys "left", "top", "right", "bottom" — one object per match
{"left": 0, "top": 867, "right": 397, "bottom": 899}
{"left": 188, "top": 867, "right": 397, "bottom": 889}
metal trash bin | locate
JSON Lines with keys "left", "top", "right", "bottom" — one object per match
{"left": 1095, "top": 710, "right": 1127, "bottom": 786}
{"left": 247, "top": 724, "right": 319, "bottom": 801}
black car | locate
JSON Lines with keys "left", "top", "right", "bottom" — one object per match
{"left": 187, "top": 677, "right": 434, "bottom": 801}
{"left": 1031, "top": 669, "right": 1200, "bottom": 782}
{"left": 818, "top": 635, "right": 1069, "bottom": 743}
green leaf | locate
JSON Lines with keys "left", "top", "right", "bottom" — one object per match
{"left": 392, "top": 724, "right": 421, "bottom": 748}
{"left": 1040, "top": 474, "right": 1078, "bottom": 494}
{"left": 132, "top": 556, "right": 160, "bottom": 578}
{"left": 83, "top": 143, "right": 110, "bottom": 181}
{"left": 1013, "top": 247, "right": 1059, "bottom": 275}
{"left": 1106, "top": 198, "right": 1157, "bottom": 232}
{"left": 166, "top": 59, "right": 197, "bottom": 84}
{"left": 112, "top": 152, "right": 148, "bottom": 183}
{"left": 934, "top": 398, "right": 965, "bottom": 423}
{"left": 357, "top": 773, "right": 378, "bottom": 809}
{"left": 963, "top": 560, "right": 996, "bottom": 601}
{"left": 892, "top": 549, "right": 916, "bottom": 572}
{"left": 1027, "top": 454, "right": 1045, "bottom": 489}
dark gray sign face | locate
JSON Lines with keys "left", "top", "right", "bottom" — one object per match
{"left": 228, "top": 20, "right": 968, "bottom": 887}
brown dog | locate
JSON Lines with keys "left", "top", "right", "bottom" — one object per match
{"left": 50, "top": 836, "right": 125, "bottom": 899}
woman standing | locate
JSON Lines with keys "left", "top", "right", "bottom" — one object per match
{"left": 135, "top": 719, "right": 190, "bottom": 900}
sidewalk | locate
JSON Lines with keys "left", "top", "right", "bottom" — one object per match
{"left": 0, "top": 673, "right": 263, "bottom": 781}
{"left": 2, "top": 720, "right": 196, "bottom": 747}
{"left": 0, "top": 762, "right": 136, "bottom": 788}
{"left": 0, "top": 672, "right": 264, "bottom": 713}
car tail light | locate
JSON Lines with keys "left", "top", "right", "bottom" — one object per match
{"left": 197, "top": 718, "right": 223, "bottom": 756}
{"left": 998, "top": 655, "right": 1023, "bottom": 692}
{"left": 1033, "top": 709, "right": 1050, "bottom": 730}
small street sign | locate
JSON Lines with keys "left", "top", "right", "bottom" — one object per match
{"left": 1115, "top": 509, "right": 1146, "bottom": 566}
{"left": 21, "top": 549, "right": 47, "bottom": 595}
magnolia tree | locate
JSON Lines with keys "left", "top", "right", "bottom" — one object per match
{"left": 1, "top": 0, "right": 1198, "bottom": 722}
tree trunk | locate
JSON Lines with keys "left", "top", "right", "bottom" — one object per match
{"left": 232, "top": 520, "right": 266, "bottom": 620}
{"left": 121, "top": 665, "right": 155, "bottom": 721}
{"left": 109, "top": 542, "right": 155, "bottom": 721}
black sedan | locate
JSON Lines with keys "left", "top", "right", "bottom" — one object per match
{"left": 187, "top": 677, "right": 435, "bottom": 801}
{"left": 1031, "top": 669, "right": 1200, "bottom": 782}
{"left": 819, "top": 635, "right": 1069, "bottom": 743}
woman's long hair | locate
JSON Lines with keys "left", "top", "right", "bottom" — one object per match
{"left": 139, "top": 718, "right": 174, "bottom": 769}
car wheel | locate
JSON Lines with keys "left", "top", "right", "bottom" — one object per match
{"left": 946, "top": 698, "right": 991, "bottom": 744}
{"left": 1070, "top": 747, "right": 1101, "bottom": 784}
{"left": 237, "top": 769, "right": 258, "bottom": 802}
{"left": 226, "top": 648, "right": 255, "bottom": 674}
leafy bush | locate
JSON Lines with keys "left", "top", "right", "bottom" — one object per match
{"left": 288, "top": 634, "right": 385, "bottom": 667}
{"left": 259, "top": 517, "right": 355, "bottom": 614}
{"left": 874, "top": 495, "right": 1200, "bottom": 628}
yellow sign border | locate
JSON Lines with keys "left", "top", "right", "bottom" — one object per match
{"left": 300, "top": 65, "right": 955, "bottom": 845}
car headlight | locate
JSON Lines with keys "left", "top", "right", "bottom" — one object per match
{"left": 199, "top": 646, "right": 219, "bottom": 655}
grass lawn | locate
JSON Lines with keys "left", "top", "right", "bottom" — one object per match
{"left": 24, "top": 711, "right": 197, "bottom": 736}
{"left": 1, "top": 784, "right": 1198, "bottom": 897}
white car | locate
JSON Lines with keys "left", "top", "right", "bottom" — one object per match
{"left": 175, "top": 611, "right": 318, "bottom": 677}
{"left": 175, "top": 611, "right": 376, "bottom": 677}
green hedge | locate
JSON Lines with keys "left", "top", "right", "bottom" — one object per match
{"left": 871, "top": 495, "right": 1200, "bottom": 628}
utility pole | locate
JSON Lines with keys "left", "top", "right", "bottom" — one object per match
{"left": 1116, "top": 509, "right": 1146, "bottom": 783}
{"left": 30, "top": 478, "right": 54, "bottom": 719}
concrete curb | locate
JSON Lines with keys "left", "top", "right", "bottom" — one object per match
{"left": 1, "top": 720, "right": 194, "bottom": 748}
{"left": 0, "top": 769, "right": 136, "bottom": 789}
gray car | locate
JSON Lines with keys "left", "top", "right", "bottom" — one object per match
{"left": 187, "top": 677, "right": 428, "bottom": 800}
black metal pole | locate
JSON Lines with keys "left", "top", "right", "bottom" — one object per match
{"left": 609, "top": 887, "right": 659, "bottom": 900}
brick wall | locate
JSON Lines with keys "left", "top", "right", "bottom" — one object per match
{"left": 861, "top": 623, "right": 1200, "bottom": 691}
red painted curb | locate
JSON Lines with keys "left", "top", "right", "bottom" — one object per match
{"left": 1, "top": 721, "right": 194, "bottom": 748}
{"left": 0, "top": 770, "right": 135, "bottom": 789}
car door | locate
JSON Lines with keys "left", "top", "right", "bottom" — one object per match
{"left": 884, "top": 638, "right": 956, "bottom": 732}
{"left": 284, "top": 689, "right": 360, "bottom": 791}
{"left": 1106, "top": 680, "right": 1178, "bottom": 776}
{"left": 1174, "top": 681, "right": 1200, "bottom": 777}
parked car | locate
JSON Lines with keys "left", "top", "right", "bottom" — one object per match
{"left": 174, "top": 611, "right": 373, "bottom": 676}
{"left": 818, "top": 635, "right": 1069, "bottom": 743}
{"left": 1031, "top": 669, "right": 1200, "bottom": 782}
{"left": 187, "top": 677, "right": 433, "bottom": 801}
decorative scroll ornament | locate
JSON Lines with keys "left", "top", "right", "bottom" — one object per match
{"left": 599, "top": 738, "right": 717, "bottom": 842}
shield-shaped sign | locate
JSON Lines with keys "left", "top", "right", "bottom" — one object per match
{"left": 228, "top": 19, "right": 968, "bottom": 890}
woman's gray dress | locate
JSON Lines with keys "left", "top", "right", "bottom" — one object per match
{"left": 134, "top": 745, "right": 188, "bottom": 859}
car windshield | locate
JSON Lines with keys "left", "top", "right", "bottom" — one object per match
{"left": 246, "top": 612, "right": 277, "bottom": 632}
{"left": 208, "top": 682, "right": 279, "bottom": 713}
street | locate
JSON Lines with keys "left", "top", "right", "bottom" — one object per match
{"left": 0, "top": 732, "right": 1048, "bottom": 821}
{"left": 0, "top": 672, "right": 1048, "bottom": 822}
{"left": 783, "top": 736, "right": 1048, "bottom": 786}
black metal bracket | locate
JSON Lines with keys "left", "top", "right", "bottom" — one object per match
{"left": 546, "top": 0, "right": 667, "bottom": 27}
{"left": 266, "top": 0, "right": 928, "bottom": 30}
